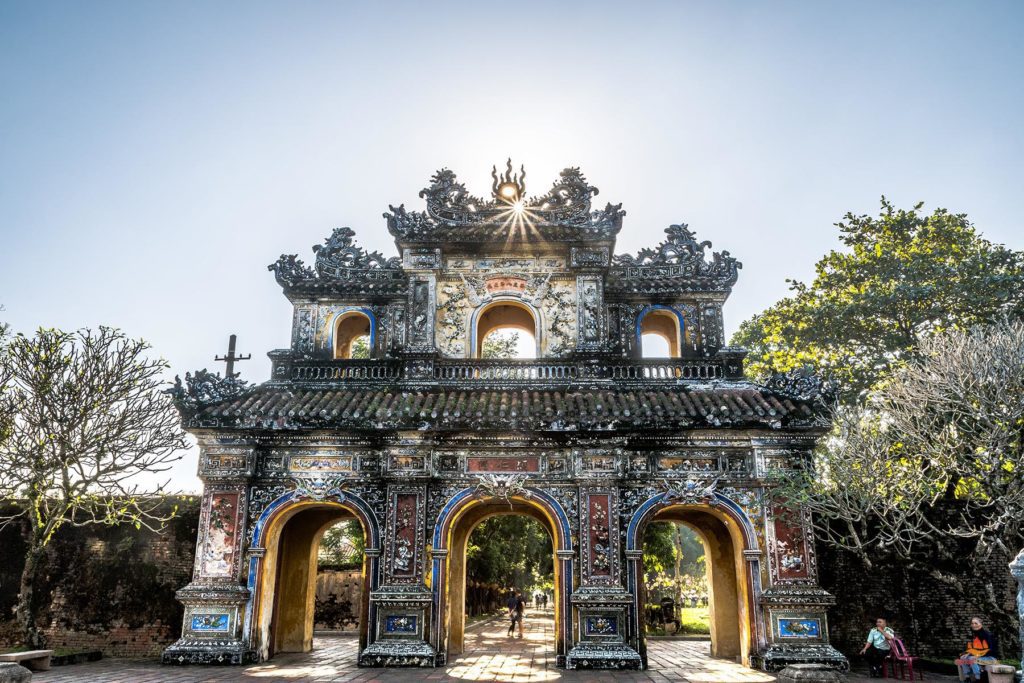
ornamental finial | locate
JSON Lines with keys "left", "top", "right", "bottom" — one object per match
{"left": 491, "top": 158, "right": 526, "bottom": 202}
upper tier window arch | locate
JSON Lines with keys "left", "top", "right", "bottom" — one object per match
{"left": 637, "top": 306, "right": 685, "bottom": 358}
{"left": 471, "top": 299, "right": 540, "bottom": 359}
{"left": 333, "top": 309, "right": 374, "bottom": 359}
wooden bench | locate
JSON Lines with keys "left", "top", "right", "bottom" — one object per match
{"left": 0, "top": 649, "right": 53, "bottom": 671}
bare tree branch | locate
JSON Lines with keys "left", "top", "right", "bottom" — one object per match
{"left": 0, "top": 326, "right": 189, "bottom": 647}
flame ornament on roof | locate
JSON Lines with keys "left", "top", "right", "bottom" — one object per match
{"left": 386, "top": 162, "right": 625, "bottom": 240}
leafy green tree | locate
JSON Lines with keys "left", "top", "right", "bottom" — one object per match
{"left": 318, "top": 519, "right": 365, "bottom": 570}
{"left": 733, "top": 199, "right": 1024, "bottom": 402}
{"left": 770, "top": 320, "right": 1024, "bottom": 640}
{"left": 466, "top": 515, "right": 553, "bottom": 590}
{"left": 642, "top": 521, "right": 706, "bottom": 607}
{"left": 481, "top": 329, "right": 522, "bottom": 359}
{"left": 349, "top": 335, "right": 371, "bottom": 359}
{"left": 0, "top": 327, "right": 187, "bottom": 647}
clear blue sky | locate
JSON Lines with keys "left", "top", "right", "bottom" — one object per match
{"left": 2, "top": 1, "right": 1022, "bottom": 490}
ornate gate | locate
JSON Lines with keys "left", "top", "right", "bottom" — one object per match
{"left": 162, "top": 163, "right": 847, "bottom": 671}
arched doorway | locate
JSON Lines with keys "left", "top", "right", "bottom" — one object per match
{"left": 431, "top": 488, "right": 573, "bottom": 665}
{"left": 638, "top": 306, "right": 683, "bottom": 358}
{"left": 334, "top": 311, "right": 373, "bottom": 359}
{"left": 249, "top": 498, "right": 377, "bottom": 662}
{"left": 641, "top": 510, "right": 744, "bottom": 659}
{"left": 472, "top": 300, "right": 539, "bottom": 358}
{"left": 627, "top": 495, "right": 760, "bottom": 668}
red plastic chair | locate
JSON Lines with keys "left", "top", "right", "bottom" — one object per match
{"left": 884, "top": 639, "right": 923, "bottom": 681}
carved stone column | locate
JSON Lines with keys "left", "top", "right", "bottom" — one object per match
{"left": 162, "top": 450, "right": 253, "bottom": 665}
{"left": 566, "top": 486, "right": 642, "bottom": 670}
{"left": 358, "top": 485, "right": 435, "bottom": 667}
{"left": 753, "top": 503, "right": 847, "bottom": 671}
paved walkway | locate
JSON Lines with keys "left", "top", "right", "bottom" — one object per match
{"left": 29, "top": 610, "right": 950, "bottom": 682}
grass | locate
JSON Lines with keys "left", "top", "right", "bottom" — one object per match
{"left": 646, "top": 607, "right": 711, "bottom": 636}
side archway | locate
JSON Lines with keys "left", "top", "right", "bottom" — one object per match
{"left": 245, "top": 491, "right": 381, "bottom": 662}
{"left": 625, "top": 491, "right": 764, "bottom": 666}
{"left": 636, "top": 305, "right": 688, "bottom": 358}
{"left": 431, "top": 487, "right": 573, "bottom": 664}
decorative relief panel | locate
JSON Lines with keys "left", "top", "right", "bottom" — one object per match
{"left": 197, "top": 488, "right": 246, "bottom": 580}
{"left": 767, "top": 504, "right": 815, "bottom": 583}
{"left": 190, "top": 612, "right": 230, "bottom": 632}
{"left": 576, "top": 448, "right": 620, "bottom": 476}
{"left": 403, "top": 248, "right": 442, "bottom": 270}
{"left": 445, "top": 256, "right": 565, "bottom": 272}
{"left": 467, "top": 455, "right": 540, "bottom": 473}
{"left": 699, "top": 303, "right": 724, "bottom": 354}
{"left": 407, "top": 277, "right": 435, "bottom": 351}
{"left": 774, "top": 613, "right": 825, "bottom": 640}
{"left": 289, "top": 454, "right": 354, "bottom": 472}
{"left": 581, "top": 490, "right": 620, "bottom": 583}
{"left": 653, "top": 449, "right": 752, "bottom": 478}
{"left": 570, "top": 247, "right": 610, "bottom": 268}
{"left": 293, "top": 306, "right": 315, "bottom": 353}
{"left": 199, "top": 448, "right": 253, "bottom": 479}
{"left": 386, "top": 304, "right": 406, "bottom": 353}
{"left": 576, "top": 276, "right": 604, "bottom": 347}
{"left": 386, "top": 488, "right": 426, "bottom": 584}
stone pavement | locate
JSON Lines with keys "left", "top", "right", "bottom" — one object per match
{"left": 29, "top": 609, "right": 954, "bottom": 682}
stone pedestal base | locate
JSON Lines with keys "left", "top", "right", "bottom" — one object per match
{"left": 778, "top": 663, "right": 847, "bottom": 683}
{"left": 565, "top": 643, "right": 643, "bottom": 670}
{"left": 753, "top": 645, "right": 848, "bottom": 672}
{"left": 0, "top": 662, "right": 32, "bottom": 683}
{"left": 357, "top": 641, "right": 435, "bottom": 667}
{"left": 161, "top": 637, "right": 255, "bottom": 665}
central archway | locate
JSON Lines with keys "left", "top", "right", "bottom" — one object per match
{"left": 431, "top": 487, "right": 574, "bottom": 665}
{"left": 471, "top": 299, "right": 541, "bottom": 358}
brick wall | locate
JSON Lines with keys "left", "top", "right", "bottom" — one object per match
{"left": 819, "top": 543, "right": 1020, "bottom": 662}
{"left": 0, "top": 497, "right": 199, "bottom": 658}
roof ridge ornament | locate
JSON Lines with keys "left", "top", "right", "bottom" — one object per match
{"left": 313, "top": 227, "right": 402, "bottom": 276}
{"left": 268, "top": 226, "right": 406, "bottom": 295}
{"left": 167, "top": 369, "right": 251, "bottom": 415}
{"left": 763, "top": 366, "right": 838, "bottom": 407}
{"left": 609, "top": 223, "right": 741, "bottom": 293}
{"left": 385, "top": 163, "right": 624, "bottom": 241}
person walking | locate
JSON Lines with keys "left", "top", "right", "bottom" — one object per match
{"left": 513, "top": 591, "right": 526, "bottom": 638}
{"left": 859, "top": 617, "right": 895, "bottom": 677}
{"left": 506, "top": 590, "right": 518, "bottom": 637}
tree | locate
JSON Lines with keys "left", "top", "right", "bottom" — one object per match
{"left": 466, "top": 515, "right": 553, "bottom": 589}
{"left": 349, "top": 335, "right": 370, "bottom": 359}
{"left": 318, "top": 519, "right": 365, "bottom": 569}
{"left": 733, "top": 199, "right": 1024, "bottom": 402}
{"left": 481, "top": 330, "right": 522, "bottom": 359}
{"left": 0, "top": 327, "right": 188, "bottom": 647}
{"left": 770, "top": 320, "right": 1024, "bottom": 634}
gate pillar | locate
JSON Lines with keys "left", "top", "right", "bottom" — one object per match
{"left": 565, "top": 486, "right": 643, "bottom": 669}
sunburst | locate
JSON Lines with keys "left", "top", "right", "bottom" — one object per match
{"left": 495, "top": 196, "right": 544, "bottom": 249}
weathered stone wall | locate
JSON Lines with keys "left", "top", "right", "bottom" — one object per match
{"left": 313, "top": 568, "right": 363, "bottom": 630}
{"left": 0, "top": 497, "right": 199, "bottom": 658}
{"left": 819, "top": 544, "right": 1020, "bottom": 662}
